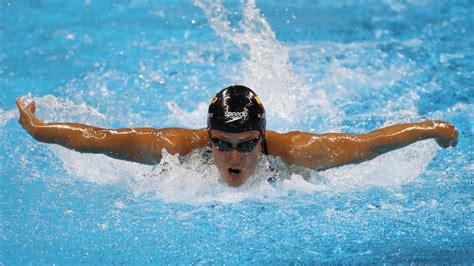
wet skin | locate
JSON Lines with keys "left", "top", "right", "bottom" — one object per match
{"left": 209, "top": 130, "right": 261, "bottom": 187}
{"left": 16, "top": 97, "right": 458, "bottom": 188}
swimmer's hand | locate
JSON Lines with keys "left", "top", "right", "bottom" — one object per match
{"left": 432, "top": 120, "right": 458, "bottom": 148}
{"left": 16, "top": 97, "right": 44, "bottom": 138}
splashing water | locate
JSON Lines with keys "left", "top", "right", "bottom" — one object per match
{"left": 185, "top": 0, "right": 340, "bottom": 130}
{"left": 9, "top": 90, "right": 438, "bottom": 205}
{"left": 1, "top": 0, "right": 444, "bottom": 204}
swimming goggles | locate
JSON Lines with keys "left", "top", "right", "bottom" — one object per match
{"left": 209, "top": 135, "right": 262, "bottom": 152}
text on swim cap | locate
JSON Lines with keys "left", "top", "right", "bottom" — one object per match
{"left": 224, "top": 108, "right": 248, "bottom": 123}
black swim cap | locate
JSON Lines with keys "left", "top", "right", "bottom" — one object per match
{"left": 207, "top": 85, "right": 266, "bottom": 133}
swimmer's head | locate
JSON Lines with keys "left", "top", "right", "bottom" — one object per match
{"left": 207, "top": 85, "right": 266, "bottom": 187}
{"left": 207, "top": 85, "right": 266, "bottom": 134}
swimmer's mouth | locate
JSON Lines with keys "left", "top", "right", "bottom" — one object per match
{"left": 228, "top": 168, "right": 241, "bottom": 176}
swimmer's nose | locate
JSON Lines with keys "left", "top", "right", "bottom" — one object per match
{"left": 229, "top": 149, "right": 241, "bottom": 161}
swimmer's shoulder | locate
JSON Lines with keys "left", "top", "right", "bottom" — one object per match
{"left": 264, "top": 130, "right": 294, "bottom": 157}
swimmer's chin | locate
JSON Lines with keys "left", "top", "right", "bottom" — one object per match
{"left": 222, "top": 174, "right": 248, "bottom": 187}
{"left": 222, "top": 177, "right": 246, "bottom": 187}
{"left": 226, "top": 182, "right": 244, "bottom": 187}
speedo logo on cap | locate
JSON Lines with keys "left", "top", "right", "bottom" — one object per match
{"left": 224, "top": 108, "right": 248, "bottom": 123}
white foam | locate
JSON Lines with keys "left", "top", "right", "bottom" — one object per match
{"left": 320, "top": 140, "right": 439, "bottom": 190}
{"left": 165, "top": 101, "right": 208, "bottom": 129}
{"left": 49, "top": 138, "right": 439, "bottom": 204}
{"left": 32, "top": 94, "right": 107, "bottom": 125}
{"left": 8, "top": 95, "right": 443, "bottom": 204}
{"left": 50, "top": 145, "right": 153, "bottom": 186}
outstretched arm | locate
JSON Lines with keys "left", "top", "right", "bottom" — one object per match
{"left": 266, "top": 121, "right": 458, "bottom": 170}
{"left": 16, "top": 97, "right": 209, "bottom": 164}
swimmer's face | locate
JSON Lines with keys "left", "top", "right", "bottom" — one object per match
{"left": 209, "top": 130, "right": 262, "bottom": 187}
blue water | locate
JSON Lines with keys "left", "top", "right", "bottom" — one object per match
{"left": 1, "top": 0, "right": 473, "bottom": 264}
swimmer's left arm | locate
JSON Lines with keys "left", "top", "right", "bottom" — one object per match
{"left": 266, "top": 120, "right": 458, "bottom": 170}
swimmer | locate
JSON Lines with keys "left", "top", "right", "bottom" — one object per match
{"left": 16, "top": 85, "right": 458, "bottom": 187}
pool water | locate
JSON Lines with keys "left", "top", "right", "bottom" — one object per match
{"left": 1, "top": 0, "right": 473, "bottom": 264}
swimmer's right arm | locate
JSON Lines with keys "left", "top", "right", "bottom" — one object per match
{"left": 266, "top": 120, "right": 458, "bottom": 170}
{"left": 16, "top": 97, "right": 209, "bottom": 164}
